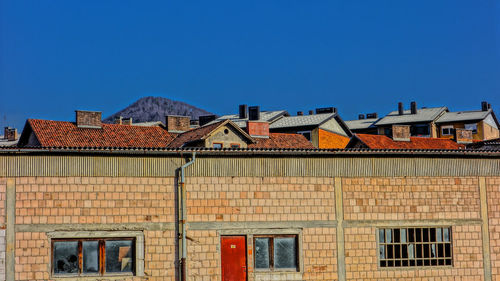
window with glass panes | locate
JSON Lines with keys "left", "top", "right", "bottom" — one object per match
{"left": 52, "top": 238, "right": 135, "bottom": 276}
{"left": 254, "top": 235, "right": 298, "bottom": 271}
{"left": 378, "top": 227, "right": 452, "bottom": 267}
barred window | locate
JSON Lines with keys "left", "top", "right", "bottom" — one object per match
{"left": 378, "top": 227, "right": 452, "bottom": 267}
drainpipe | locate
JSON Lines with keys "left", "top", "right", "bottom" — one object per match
{"left": 179, "top": 152, "right": 196, "bottom": 281}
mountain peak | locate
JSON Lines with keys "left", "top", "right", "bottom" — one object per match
{"left": 104, "top": 96, "right": 213, "bottom": 123}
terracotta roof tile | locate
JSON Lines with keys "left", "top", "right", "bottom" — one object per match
{"left": 26, "top": 119, "right": 175, "bottom": 148}
{"left": 248, "top": 133, "right": 315, "bottom": 149}
{"left": 355, "top": 134, "right": 465, "bottom": 150}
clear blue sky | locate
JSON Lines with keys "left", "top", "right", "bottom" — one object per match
{"left": 1, "top": 0, "right": 499, "bottom": 130}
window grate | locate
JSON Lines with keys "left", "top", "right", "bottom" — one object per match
{"left": 378, "top": 227, "right": 452, "bottom": 267}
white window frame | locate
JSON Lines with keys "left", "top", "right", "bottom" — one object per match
{"left": 441, "top": 125, "right": 454, "bottom": 136}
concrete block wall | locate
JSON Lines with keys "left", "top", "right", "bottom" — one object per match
{"left": 487, "top": 177, "right": 500, "bottom": 280}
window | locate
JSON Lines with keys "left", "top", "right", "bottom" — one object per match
{"left": 297, "top": 131, "right": 311, "bottom": 141}
{"left": 441, "top": 125, "right": 454, "bottom": 136}
{"left": 378, "top": 227, "right": 452, "bottom": 267}
{"left": 213, "top": 143, "right": 223, "bottom": 148}
{"left": 410, "top": 124, "right": 430, "bottom": 136}
{"left": 254, "top": 235, "right": 298, "bottom": 271}
{"left": 52, "top": 238, "right": 135, "bottom": 276}
{"left": 465, "top": 123, "right": 478, "bottom": 134}
{"left": 230, "top": 143, "right": 240, "bottom": 148}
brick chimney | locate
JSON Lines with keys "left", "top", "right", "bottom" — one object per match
{"left": 246, "top": 121, "right": 269, "bottom": 138}
{"left": 4, "top": 127, "right": 17, "bottom": 141}
{"left": 166, "top": 115, "right": 190, "bottom": 132}
{"left": 76, "top": 110, "right": 102, "bottom": 128}
{"left": 455, "top": 128, "right": 473, "bottom": 144}
{"left": 392, "top": 125, "right": 410, "bottom": 142}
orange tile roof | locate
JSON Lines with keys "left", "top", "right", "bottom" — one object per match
{"left": 318, "top": 129, "right": 350, "bottom": 149}
{"left": 354, "top": 134, "right": 465, "bottom": 150}
{"left": 248, "top": 133, "right": 315, "bottom": 149}
{"left": 25, "top": 119, "right": 175, "bottom": 148}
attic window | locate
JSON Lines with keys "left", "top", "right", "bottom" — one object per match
{"left": 224, "top": 129, "right": 229, "bottom": 135}
{"left": 213, "top": 143, "right": 223, "bottom": 149}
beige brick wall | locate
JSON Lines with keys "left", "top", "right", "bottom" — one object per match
{"left": 487, "top": 177, "right": 500, "bottom": 280}
{"left": 14, "top": 177, "right": 175, "bottom": 225}
{"left": 345, "top": 225, "right": 484, "bottom": 280}
{"left": 144, "top": 230, "right": 176, "bottom": 281}
{"left": 188, "top": 230, "right": 220, "bottom": 281}
{"left": 186, "top": 177, "right": 335, "bottom": 223}
{"left": 302, "top": 227, "right": 337, "bottom": 281}
{"left": 343, "top": 177, "right": 480, "bottom": 220}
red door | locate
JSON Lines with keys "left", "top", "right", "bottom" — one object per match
{"left": 221, "top": 236, "right": 247, "bottom": 281}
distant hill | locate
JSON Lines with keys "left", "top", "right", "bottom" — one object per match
{"left": 104, "top": 96, "right": 213, "bottom": 123}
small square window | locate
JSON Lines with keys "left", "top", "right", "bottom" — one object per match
{"left": 213, "top": 143, "right": 223, "bottom": 148}
{"left": 441, "top": 126, "right": 454, "bottom": 136}
{"left": 465, "top": 123, "right": 477, "bottom": 134}
{"left": 254, "top": 235, "right": 298, "bottom": 271}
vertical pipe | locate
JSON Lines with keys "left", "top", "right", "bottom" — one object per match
{"left": 179, "top": 153, "right": 196, "bottom": 281}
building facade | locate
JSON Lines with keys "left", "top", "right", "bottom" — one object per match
{"left": 0, "top": 149, "right": 499, "bottom": 281}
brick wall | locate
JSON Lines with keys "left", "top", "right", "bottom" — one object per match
{"left": 343, "top": 177, "right": 480, "bottom": 221}
{"left": 75, "top": 110, "right": 101, "bottom": 128}
{"left": 487, "top": 177, "right": 500, "bottom": 280}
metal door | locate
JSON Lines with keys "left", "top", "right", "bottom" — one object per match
{"left": 221, "top": 236, "right": 247, "bottom": 281}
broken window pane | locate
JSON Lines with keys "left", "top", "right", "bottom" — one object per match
{"left": 83, "top": 241, "right": 99, "bottom": 274}
{"left": 274, "top": 237, "right": 297, "bottom": 269}
{"left": 53, "top": 241, "right": 79, "bottom": 274}
{"left": 255, "top": 238, "right": 270, "bottom": 269}
{"left": 105, "top": 240, "right": 134, "bottom": 273}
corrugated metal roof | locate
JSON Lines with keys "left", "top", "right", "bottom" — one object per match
{"left": 436, "top": 110, "right": 491, "bottom": 123}
{"left": 345, "top": 118, "right": 379, "bottom": 130}
{"left": 213, "top": 110, "right": 288, "bottom": 127}
{"left": 375, "top": 107, "right": 448, "bottom": 126}
{"left": 269, "top": 113, "right": 335, "bottom": 129}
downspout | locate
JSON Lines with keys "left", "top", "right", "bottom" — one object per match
{"left": 179, "top": 152, "right": 196, "bottom": 281}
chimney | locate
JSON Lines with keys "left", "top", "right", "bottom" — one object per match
{"left": 358, "top": 114, "right": 365, "bottom": 120}
{"left": 165, "top": 115, "right": 190, "bottom": 132}
{"left": 398, "top": 102, "right": 404, "bottom": 115}
{"left": 308, "top": 110, "right": 314, "bottom": 115}
{"left": 454, "top": 128, "right": 473, "bottom": 144}
{"left": 410, "top": 101, "right": 417, "bottom": 114}
{"left": 199, "top": 115, "right": 217, "bottom": 126}
{"left": 315, "top": 107, "right": 337, "bottom": 114}
{"left": 366, "top": 113, "right": 378, "bottom": 119}
{"left": 4, "top": 127, "right": 17, "bottom": 141}
{"left": 122, "top": 118, "right": 132, "bottom": 125}
{"left": 246, "top": 121, "right": 269, "bottom": 138}
{"left": 239, "top": 104, "right": 248, "bottom": 119}
{"left": 297, "top": 111, "right": 303, "bottom": 116}
{"left": 392, "top": 125, "right": 410, "bottom": 142}
{"left": 488, "top": 103, "right": 492, "bottom": 110}
{"left": 114, "top": 116, "right": 123, "bottom": 125}
{"left": 248, "top": 106, "right": 260, "bottom": 121}
{"left": 481, "top": 101, "right": 488, "bottom": 111}
{"left": 76, "top": 110, "right": 102, "bottom": 128}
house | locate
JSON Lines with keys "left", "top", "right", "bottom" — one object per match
{"left": 346, "top": 125, "right": 467, "bottom": 150}
{"left": 0, "top": 139, "right": 499, "bottom": 281}
{"left": 373, "top": 102, "right": 447, "bottom": 138}
{"left": 17, "top": 110, "right": 313, "bottom": 150}
{"left": 435, "top": 101, "right": 499, "bottom": 141}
